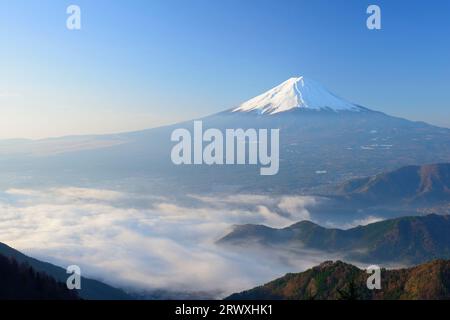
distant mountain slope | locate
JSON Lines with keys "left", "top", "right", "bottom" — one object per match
{"left": 0, "top": 242, "right": 131, "bottom": 300}
{"left": 339, "top": 163, "right": 450, "bottom": 203}
{"left": 218, "top": 214, "right": 450, "bottom": 264}
{"left": 0, "top": 253, "right": 79, "bottom": 300}
{"left": 226, "top": 259, "right": 450, "bottom": 300}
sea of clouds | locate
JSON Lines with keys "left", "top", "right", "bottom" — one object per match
{"left": 0, "top": 186, "right": 378, "bottom": 297}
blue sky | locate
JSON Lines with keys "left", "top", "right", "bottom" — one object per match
{"left": 1, "top": 0, "right": 449, "bottom": 139}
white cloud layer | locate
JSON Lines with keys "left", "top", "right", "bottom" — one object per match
{"left": 0, "top": 187, "right": 323, "bottom": 297}
{"left": 324, "top": 215, "right": 384, "bottom": 230}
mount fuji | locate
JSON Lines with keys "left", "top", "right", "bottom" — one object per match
{"left": 1, "top": 76, "right": 450, "bottom": 194}
{"left": 232, "top": 76, "right": 362, "bottom": 114}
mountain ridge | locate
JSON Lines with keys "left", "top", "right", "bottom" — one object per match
{"left": 0, "top": 242, "right": 131, "bottom": 300}
{"left": 0, "top": 253, "right": 80, "bottom": 300}
{"left": 218, "top": 214, "right": 450, "bottom": 264}
{"left": 338, "top": 163, "right": 450, "bottom": 203}
{"left": 226, "top": 259, "right": 450, "bottom": 300}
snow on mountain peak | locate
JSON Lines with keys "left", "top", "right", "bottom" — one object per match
{"left": 232, "top": 76, "right": 361, "bottom": 115}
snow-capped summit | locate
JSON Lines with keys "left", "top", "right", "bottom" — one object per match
{"left": 232, "top": 76, "right": 362, "bottom": 115}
